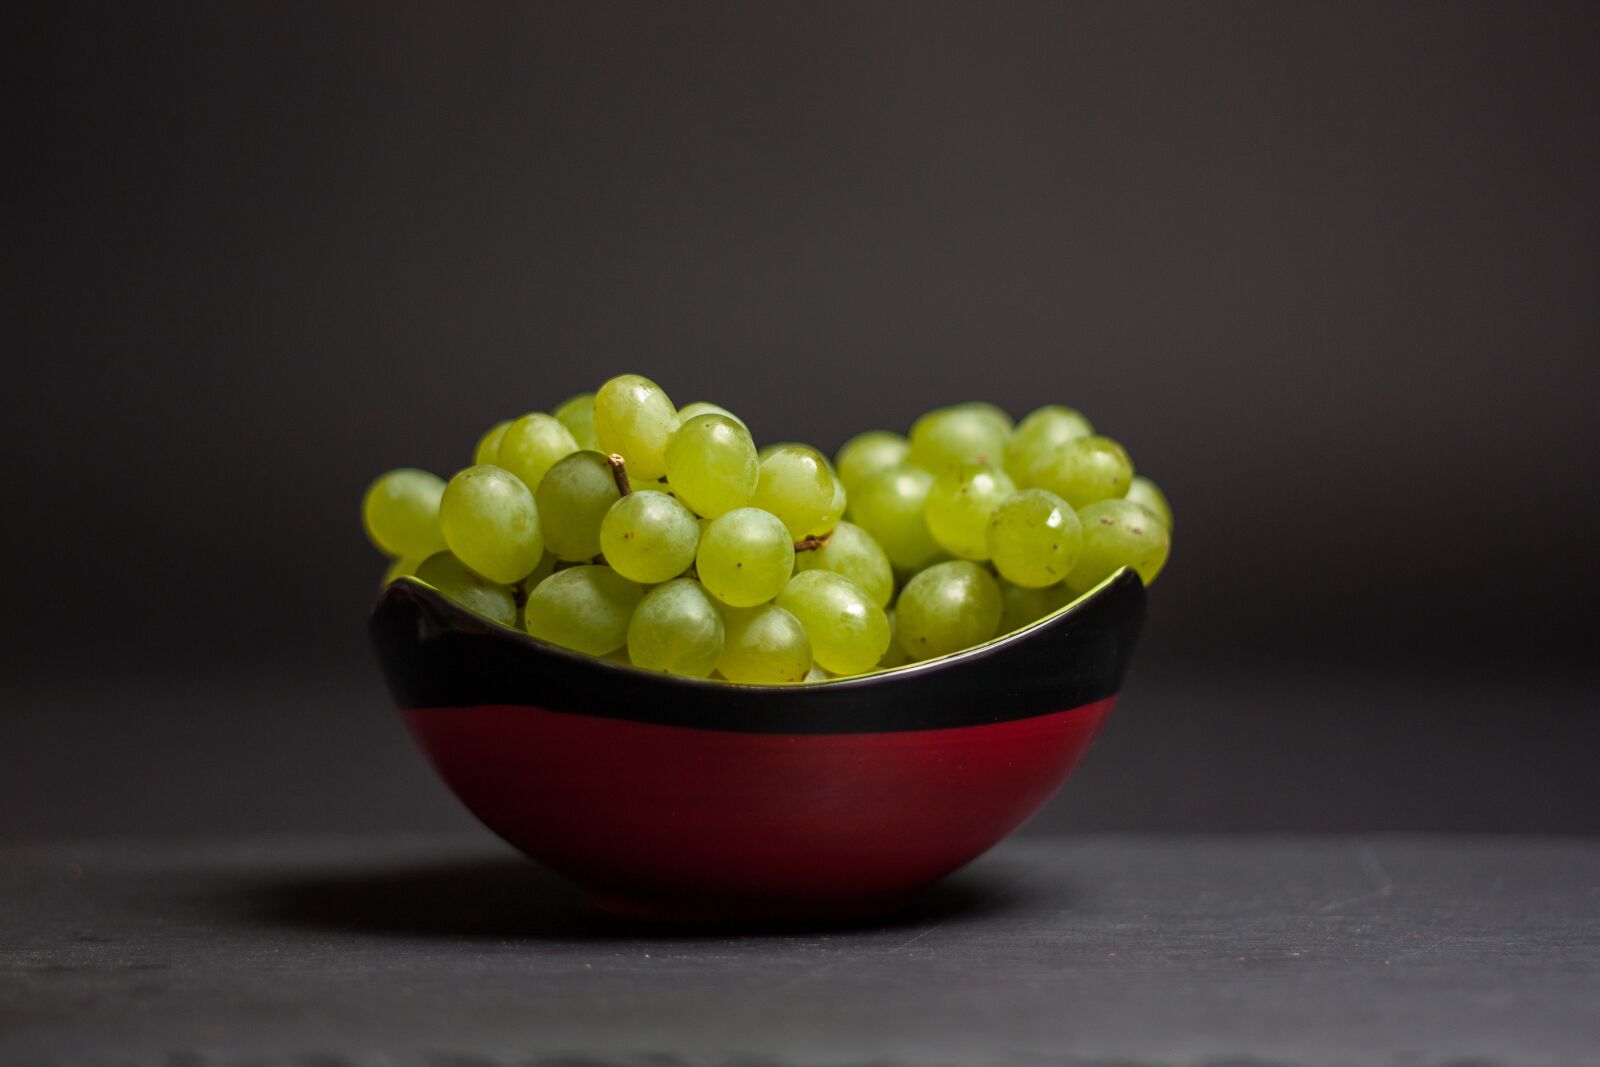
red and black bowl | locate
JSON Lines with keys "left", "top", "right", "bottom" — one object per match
{"left": 369, "top": 567, "right": 1145, "bottom": 923}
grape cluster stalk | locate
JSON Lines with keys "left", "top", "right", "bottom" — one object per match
{"left": 362, "top": 376, "right": 1172, "bottom": 684}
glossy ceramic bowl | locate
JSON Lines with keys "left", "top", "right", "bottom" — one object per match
{"left": 369, "top": 567, "right": 1145, "bottom": 922}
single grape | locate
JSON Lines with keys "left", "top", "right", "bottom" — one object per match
{"left": 522, "top": 565, "right": 643, "bottom": 656}
{"left": 1029, "top": 435, "right": 1134, "bottom": 508}
{"left": 553, "top": 393, "right": 600, "bottom": 451}
{"left": 834, "top": 430, "right": 910, "bottom": 497}
{"left": 950, "top": 401, "right": 1014, "bottom": 435}
{"left": 1066, "top": 498, "right": 1171, "bottom": 591}
{"left": 438, "top": 465, "right": 544, "bottom": 583}
{"left": 414, "top": 551, "right": 518, "bottom": 626}
{"left": 664, "top": 414, "right": 759, "bottom": 518}
{"left": 599, "top": 491, "right": 701, "bottom": 584}
{"left": 986, "top": 488, "right": 1084, "bottom": 587}
{"left": 535, "top": 451, "right": 621, "bottom": 562}
{"left": 473, "top": 420, "right": 512, "bottom": 466}
{"left": 381, "top": 556, "right": 421, "bottom": 586}
{"left": 593, "top": 374, "right": 678, "bottom": 481}
{"left": 924, "top": 462, "right": 1017, "bottom": 560}
{"left": 815, "top": 477, "right": 847, "bottom": 537}
{"left": 894, "top": 560, "right": 1003, "bottom": 661}
{"left": 750, "top": 445, "right": 837, "bottom": 539}
{"left": 695, "top": 507, "right": 795, "bottom": 607}
{"left": 878, "top": 608, "right": 912, "bottom": 669}
{"left": 775, "top": 570, "right": 890, "bottom": 676}
{"left": 998, "top": 579, "right": 1075, "bottom": 635}
{"left": 1125, "top": 475, "right": 1173, "bottom": 531}
{"left": 1004, "top": 405, "right": 1094, "bottom": 487}
{"left": 496, "top": 413, "right": 579, "bottom": 492}
{"left": 757, "top": 441, "right": 803, "bottom": 463}
{"left": 847, "top": 464, "right": 941, "bottom": 570}
{"left": 676, "top": 401, "right": 748, "bottom": 432}
{"left": 362, "top": 468, "right": 447, "bottom": 560}
{"left": 716, "top": 603, "right": 813, "bottom": 684}
{"left": 907, "top": 406, "right": 1009, "bottom": 473}
{"left": 793, "top": 520, "right": 894, "bottom": 608}
{"left": 627, "top": 579, "right": 725, "bottom": 678}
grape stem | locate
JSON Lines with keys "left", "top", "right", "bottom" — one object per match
{"left": 606, "top": 454, "right": 631, "bottom": 496}
{"left": 793, "top": 533, "right": 832, "bottom": 553}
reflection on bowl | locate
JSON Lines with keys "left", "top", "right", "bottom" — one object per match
{"left": 369, "top": 568, "right": 1144, "bottom": 923}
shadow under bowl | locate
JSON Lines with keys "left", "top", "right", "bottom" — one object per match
{"left": 369, "top": 568, "right": 1145, "bottom": 923}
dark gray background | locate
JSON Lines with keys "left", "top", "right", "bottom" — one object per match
{"left": 3, "top": 1, "right": 1596, "bottom": 839}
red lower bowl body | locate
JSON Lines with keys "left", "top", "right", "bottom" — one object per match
{"left": 403, "top": 696, "right": 1115, "bottom": 922}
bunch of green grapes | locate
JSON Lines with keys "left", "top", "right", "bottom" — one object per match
{"left": 362, "top": 378, "right": 1173, "bottom": 684}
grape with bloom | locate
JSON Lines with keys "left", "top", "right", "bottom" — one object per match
{"left": 361, "top": 377, "right": 1173, "bottom": 683}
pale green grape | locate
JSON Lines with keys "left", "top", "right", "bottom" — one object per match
{"left": 626, "top": 579, "right": 725, "bottom": 677}
{"left": 1029, "top": 435, "right": 1134, "bottom": 508}
{"left": 664, "top": 414, "right": 759, "bottom": 518}
{"left": 599, "top": 491, "right": 701, "bottom": 584}
{"left": 951, "top": 401, "right": 1014, "bottom": 435}
{"left": 998, "top": 579, "right": 1075, "bottom": 635}
{"left": 793, "top": 521, "right": 893, "bottom": 608}
{"left": 716, "top": 603, "right": 812, "bottom": 684}
{"left": 757, "top": 441, "right": 803, "bottom": 463}
{"left": 1004, "top": 405, "right": 1094, "bottom": 486}
{"left": 750, "top": 446, "right": 837, "bottom": 539}
{"left": 924, "top": 462, "right": 1017, "bottom": 560}
{"left": 534, "top": 451, "right": 621, "bottom": 562}
{"left": 774, "top": 570, "right": 890, "bottom": 676}
{"left": 834, "top": 430, "right": 910, "bottom": 497}
{"left": 815, "top": 477, "right": 847, "bottom": 537}
{"left": 695, "top": 507, "right": 795, "bottom": 607}
{"left": 878, "top": 608, "right": 911, "bottom": 669}
{"left": 522, "top": 565, "right": 643, "bottom": 655}
{"left": 362, "top": 468, "right": 447, "bottom": 560}
{"left": 414, "top": 551, "right": 517, "bottom": 626}
{"left": 553, "top": 393, "right": 600, "bottom": 451}
{"left": 1125, "top": 475, "right": 1173, "bottom": 531}
{"left": 986, "top": 488, "right": 1084, "bottom": 587}
{"left": 907, "top": 406, "right": 1009, "bottom": 473}
{"left": 473, "top": 420, "right": 511, "bottom": 466}
{"left": 894, "top": 560, "right": 1003, "bottom": 661}
{"left": 676, "top": 401, "right": 748, "bottom": 432}
{"left": 381, "top": 556, "right": 421, "bottom": 586}
{"left": 847, "top": 464, "right": 940, "bottom": 570}
{"left": 496, "top": 413, "right": 579, "bottom": 492}
{"left": 517, "top": 551, "right": 557, "bottom": 601}
{"left": 1066, "top": 498, "right": 1171, "bottom": 591}
{"left": 593, "top": 374, "right": 678, "bottom": 480}
{"left": 438, "top": 465, "right": 543, "bottom": 583}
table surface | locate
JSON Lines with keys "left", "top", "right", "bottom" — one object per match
{"left": 3, "top": 834, "right": 1597, "bottom": 1066}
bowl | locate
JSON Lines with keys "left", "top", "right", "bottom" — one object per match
{"left": 369, "top": 567, "right": 1145, "bottom": 923}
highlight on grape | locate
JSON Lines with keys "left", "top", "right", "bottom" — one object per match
{"left": 361, "top": 376, "right": 1172, "bottom": 684}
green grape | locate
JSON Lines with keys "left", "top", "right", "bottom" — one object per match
{"left": 1029, "top": 434, "right": 1134, "bottom": 508}
{"left": 535, "top": 451, "right": 621, "bottom": 562}
{"left": 951, "top": 401, "right": 1014, "bottom": 435}
{"left": 794, "top": 521, "right": 894, "bottom": 608}
{"left": 757, "top": 441, "right": 803, "bottom": 463}
{"left": 924, "top": 462, "right": 1017, "bottom": 560}
{"left": 1004, "top": 406, "right": 1095, "bottom": 486}
{"left": 998, "top": 579, "right": 1075, "bottom": 635}
{"left": 593, "top": 373, "right": 678, "bottom": 481}
{"left": 676, "top": 401, "right": 748, "bottom": 432}
{"left": 986, "top": 488, "right": 1084, "bottom": 587}
{"left": 362, "top": 468, "right": 447, "bottom": 560}
{"left": 847, "top": 464, "right": 941, "bottom": 570}
{"left": 496, "top": 413, "right": 579, "bottom": 492}
{"left": 774, "top": 570, "right": 890, "bottom": 676}
{"left": 894, "top": 560, "right": 1003, "bottom": 661}
{"left": 599, "top": 491, "right": 701, "bottom": 584}
{"left": 626, "top": 579, "right": 725, "bottom": 677}
{"left": 834, "top": 430, "right": 910, "bottom": 497}
{"left": 517, "top": 550, "right": 557, "bottom": 598}
{"left": 907, "top": 406, "right": 1009, "bottom": 473}
{"left": 438, "top": 465, "right": 544, "bottom": 583}
{"left": 716, "top": 603, "right": 813, "bottom": 684}
{"left": 878, "top": 608, "right": 911, "bottom": 669}
{"left": 1125, "top": 475, "right": 1173, "bottom": 531}
{"left": 695, "top": 507, "right": 795, "bottom": 607}
{"left": 522, "top": 565, "right": 643, "bottom": 656}
{"left": 664, "top": 414, "right": 759, "bottom": 518}
{"left": 1066, "top": 498, "right": 1171, "bottom": 591}
{"left": 473, "top": 420, "right": 512, "bottom": 466}
{"left": 803, "top": 664, "right": 832, "bottom": 683}
{"left": 381, "top": 556, "right": 421, "bottom": 586}
{"left": 414, "top": 551, "right": 517, "bottom": 626}
{"left": 553, "top": 393, "right": 600, "bottom": 451}
{"left": 816, "top": 477, "right": 847, "bottom": 537}
{"left": 750, "top": 445, "right": 837, "bottom": 540}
